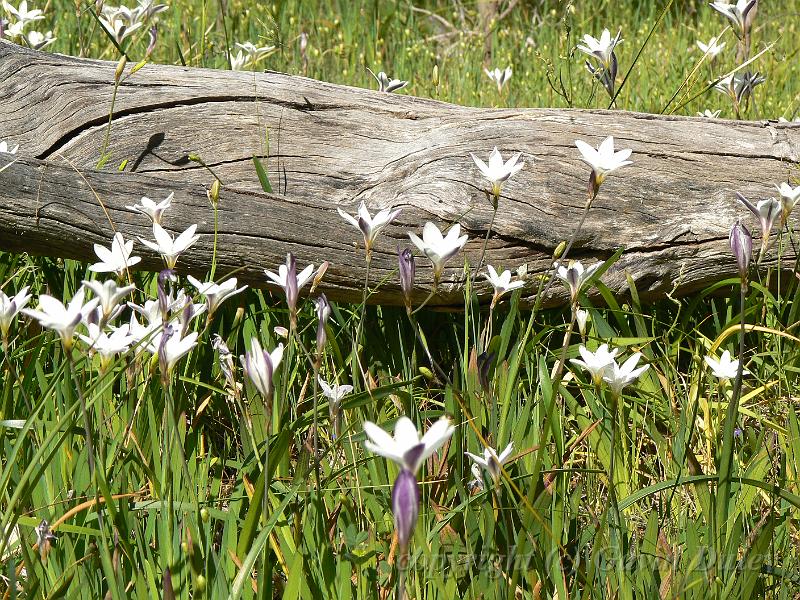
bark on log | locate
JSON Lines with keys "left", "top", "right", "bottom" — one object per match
{"left": 1, "top": 39, "right": 798, "bottom": 307}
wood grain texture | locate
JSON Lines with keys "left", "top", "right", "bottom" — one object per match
{"left": 1, "top": 39, "right": 798, "bottom": 306}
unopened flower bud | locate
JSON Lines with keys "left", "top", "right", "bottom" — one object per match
{"left": 208, "top": 179, "right": 221, "bottom": 205}
{"left": 553, "top": 241, "right": 567, "bottom": 260}
{"left": 398, "top": 247, "right": 415, "bottom": 312}
{"left": 729, "top": 219, "right": 752, "bottom": 288}
{"left": 315, "top": 293, "right": 330, "bottom": 355}
{"left": 432, "top": 64, "right": 439, "bottom": 87}
{"left": 392, "top": 467, "right": 420, "bottom": 560}
{"left": 114, "top": 56, "right": 127, "bottom": 82}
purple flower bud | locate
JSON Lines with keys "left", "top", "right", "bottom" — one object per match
{"left": 315, "top": 293, "right": 330, "bottom": 354}
{"left": 146, "top": 25, "right": 158, "bottom": 57}
{"left": 158, "top": 324, "right": 174, "bottom": 383}
{"left": 477, "top": 350, "right": 495, "bottom": 394}
{"left": 285, "top": 253, "right": 299, "bottom": 317}
{"left": 157, "top": 269, "right": 175, "bottom": 322}
{"left": 398, "top": 247, "right": 415, "bottom": 310}
{"left": 729, "top": 219, "right": 752, "bottom": 286}
{"left": 392, "top": 465, "right": 421, "bottom": 557}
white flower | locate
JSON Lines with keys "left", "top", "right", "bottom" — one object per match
{"left": 697, "top": 109, "right": 722, "bottom": 118}
{"left": 147, "top": 326, "right": 198, "bottom": 373}
{"left": 0, "top": 141, "right": 19, "bottom": 155}
{"left": 78, "top": 323, "right": 135, "bottom": 369}
{"left": 484, "top": 66, "right": 512, "bottom": 93}
{"left": 709, "top": 0, "right": 757, "bottom": 37}
{"left": 570, "top": 343, "right": 619, "bottom": 385}
{"left": 2, "top": 0, "right": 44, "bottom": 26}
{"left": 230, "top": 50, "right": 249, "bottom": 71}
{"left": 470, "top": 147, "right": 525, "bottom": 197}
{"left": 23, "top": 288, "right": 99, "bottom": 349}
{"left": 555, "top": 260, "right": 602, "bottom": 303}
{"left": 775, "top": 182, "right": 800, "bottom": 223}
{"left": 187, "top": 276, "right": 247, "bottom": 316}
{"left": 126, "top": 193, "right": 173, "bottom": 225}
{"left": 368, "top": 69, "right": 408, "bottom": 93}
{"left": 318, "top": 377, "right": 353, "bottom": 406}
{"left": 135, "top": 0, "right": 169, "bottom": 21}
{"left": 82, "top": 279, "right": 135, "bottom": 322}
{"left": 235, "top": 41, "right": 275, "bottom": 61}
{"left": 736, "top": 192, "right": 781, "bottom": 256}
{"left": 696, "top": 36, "right": 726, "bottom": 58}
{"left": 602, "top": 353, "right": 650, "bottom": 396}
{"left": 99, "top": 5, "right": 144, "bottom": 44}
{"left": 139, "top": 223, "right": 199, "bottom": 269}
{"left": 576, "top": 28, "right": 622, "bottom": 67}
{"left": 576, "top": 308, "right": 590, "bottom": 336}
{"left": 337, "top": 201, "right": 402, "bottom": 255}
{"left": 575, "top": 136, "right": 633, "bottom": 184}
{"left": 0, "top": 286, "right": 32, "bottom": 338}
{"left": 465, "top": 442, "right": 514, "bottom": 483}
{"left": 25, "top": 29, "right": 55, "bottom": 49}
{"left": 362, "top": 416, "right": 455, "bottom": 474}
{"left": 264, "top": 255, "right": 314, "bottom": 316}
{"left": 484, "top": 265, "right": 524, "bottom": 307}
{"left": 705, "top": 349, "right": 748, "bottom": 380}
{"left": 241, "top": 337, "right": 284, "bottom": 398}
{"left": 408, "top": 222, "right": 468, "bottom": 283}
{"left": 89, "top": 232, "right": 142, "bottom": 276}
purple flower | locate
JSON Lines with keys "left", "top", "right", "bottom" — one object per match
{"left": 392, "top": 460, "right": 421, "bottom": 557}
{"left": 729, "top": 220, "right": 752, "bottom": 286}
{"left": 398, "top": 247, "right": 415, "bottom": 311}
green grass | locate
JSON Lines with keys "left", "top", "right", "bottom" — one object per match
{"left": 2, "top": 0, "right": 800, "bottom": 598}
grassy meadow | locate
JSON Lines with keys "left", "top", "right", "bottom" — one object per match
{"left": 2, "top": 0, "right": 800, "bottom": 598}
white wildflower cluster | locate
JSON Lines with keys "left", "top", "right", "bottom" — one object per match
{"left": 1, "top": 0, "right": 54, "bottom": 49}
{"left": 98, "top": 0, "right": 168, "bottom": 45}
{"left": 2, "top": 192, "right": 250, "bottom": 380}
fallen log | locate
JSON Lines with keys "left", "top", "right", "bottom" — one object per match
{"left": 1, "top": 39, "right": 798, "bottom": 307}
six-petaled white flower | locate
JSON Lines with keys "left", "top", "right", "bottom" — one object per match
{"left": 408, "top": 222, "right": 469, "bottom": 285}
{"left": 0, "top": 286, "right": 32, "bottom": 339}
{"left": 484, "top": 66, "right": 512, "bottom": 93}
{"left": 471, "top": 147, "right": 525, "bottom": 198}
{"left": 602, "top": 353, "right": 650, "bottom": 396}
{"left": 23, "top": 288, "right": 99, "bottom": 350}
{"left": 89, "top": 232, "right": 142, "bottom": 276}
{"left": 337, "top": 202, "right": 402, "bottom": 257}
{"left": 697, "top": 109, "right": 722, "bottom": 118}
{"left": 78, "top": 323, "right": 135, "bottom": 370}
{"left": 147, "top": 326, "right": 198, "bottom": 374}
{"left": 575, "top": 136, "right": 633, "bottom": 187}
{"left": 775, "top": 182, "right": 800, "bottom": 225}
{"left": 82, "top": 279, "right": 136, "bottom": 322}
{"left": 25, "top": 29, "right": 55, "bottom": 49}
{"left": 577, "top": 28, "right": 623, "bottom": 67}
{"left": 363, "top": 416, "right": 455, "bottom": 474}
{"left": 484, "top": 265, "right": 524, "bottom": 308}
{"left": 465, "top": 442, "right": 514, "bottom": 484}
{"left": 126, "top": 193, "right": 173, "bottom": 225}
{"left": 187, "top": 276, "right": 247, "bottom": 317}
{"left": 705, "top": 349, "right": 748, "bottom": 381}
{"left": 555, "top": 260, "right": 603, "bottom": 304}
{"left": 139, "top": 223, "right": 199, "bottom": 269}
{"left": 736, "top": 192, "right": 781, "bottom": 258}
{"left": 697, "top": 36, "right": 726, "bottom": 58}
{"left": 709, "top": 0, "right": 757, "bottom": 38}
{"left": 241, "top": 337, "right": 284, "bottom": 398}
{"left": 570, "top": 343, "right": 619, "bottom": 385}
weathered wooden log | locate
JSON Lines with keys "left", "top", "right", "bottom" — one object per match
{"left": 1, "top": 39, "right": 798, "bottom": 307}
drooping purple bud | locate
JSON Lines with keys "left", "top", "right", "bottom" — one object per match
{"left": 158, "top": 324, "right": 174, "bottom": 383}
{"left": 398, "top": 247, "right": 415, "bottom": 311}
{"left": 157, "top": 269, "right": 175, "bottom": 323}
{"left": 729, "top": 219, "right": 752, "bottom": 287}
{"left": 391, "top": 467, "right": 420, "bottom": 559}
{"left": 146, "top": 25, "right": 158, "bottom": 57}
{"left": 315, "top": 294, "right": 330, "bottom": 355}
{"left": 285, "top": 253, "right": 299, "bottom": 319}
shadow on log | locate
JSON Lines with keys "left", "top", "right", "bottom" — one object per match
{"left": 0, "top": 39, "right": 798, "bottom": 307}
